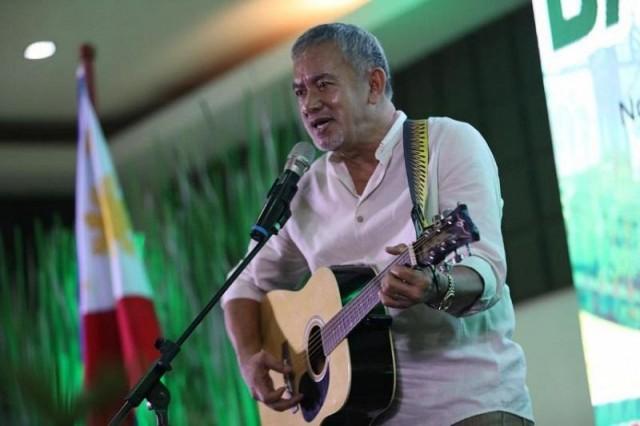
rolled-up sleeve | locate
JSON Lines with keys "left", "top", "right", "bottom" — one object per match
{"left": 433, "top": 120, "right": 506, "bottom": 315}
{"left": 220, "top": 225, "right": 309, "bottom": 308}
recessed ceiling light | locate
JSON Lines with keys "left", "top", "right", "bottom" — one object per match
{"left": 24, "top": 41, "right": 56, "bottom": 60}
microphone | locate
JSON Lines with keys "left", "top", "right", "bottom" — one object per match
{"left": 250, "top": 141, "right": 315, "bottom": 242}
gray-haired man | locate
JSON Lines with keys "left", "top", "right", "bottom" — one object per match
{"left": 223, "top": 23, "right": 534, "bottom": 426}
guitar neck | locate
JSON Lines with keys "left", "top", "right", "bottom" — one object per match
{"left": 318, "top": 204, "right": 479, "bottom": 357}
{"left": 321, "top": 251, "right": 410, "bottom": 356}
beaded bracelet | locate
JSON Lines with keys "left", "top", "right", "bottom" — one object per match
{"left": 437, "top": 271, "right": 455, "bottom": 312}
{"left": 425, "top": 266, "right": 455, "bottom": 312}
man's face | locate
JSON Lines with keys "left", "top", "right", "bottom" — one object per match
{"left": 292, "top": 42, "right": 369, "bottom": 152}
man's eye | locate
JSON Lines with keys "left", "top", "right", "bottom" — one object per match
{"left": 318, "top": 81, "right": 328, "bottom": 89}
{"left": 294, "top": 89, "right": 304, "bottom": 97}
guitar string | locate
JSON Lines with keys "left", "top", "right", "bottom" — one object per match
{"left": 305, "top": 250, "right": 410, "bottom": 361}
{"left": 305, "top": 222, "right": 464, "bottom": 360}
{"left": 305, "top": 252, "right": 407, "bottom": 362}
{"left": 304, "top": 229, "right": 444, "bottom": 359}
{"left": 305, "top": 215, "right": 472, "bottom": 360}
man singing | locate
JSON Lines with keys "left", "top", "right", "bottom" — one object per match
{"left": 222, "top": 23, "right": 534, "bottom": 426}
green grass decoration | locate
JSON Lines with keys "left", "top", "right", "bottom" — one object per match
{"left": 0, "top": 92, "right": 307, "bottom": 425}
{"left": 1, "top": 220, "right": 82, "bottom": 426}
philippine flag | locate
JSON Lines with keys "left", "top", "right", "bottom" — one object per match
{"left": 75, "top": 64, "right": 161, "bottom": 425}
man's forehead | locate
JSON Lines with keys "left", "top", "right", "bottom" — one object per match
{"left": 292, "top": 49, "right": 349, "bottom": 86}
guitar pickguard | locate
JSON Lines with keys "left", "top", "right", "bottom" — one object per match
{"left": 299, "top": 364, "right": 330, "bottom": 422}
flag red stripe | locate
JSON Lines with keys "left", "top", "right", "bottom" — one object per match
{"left": 116, "top": 296, "right": 162, "bottom": 386}
{"left": 82, "top": 310, "right": 133, "bottom": 426}
{"left": 82, "top": 309, "right": 124, "bottom": 387}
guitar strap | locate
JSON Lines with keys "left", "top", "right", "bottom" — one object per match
{"left": 402, "top": 118, "right": 429, "bottom": 238}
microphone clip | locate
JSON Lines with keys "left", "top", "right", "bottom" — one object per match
{"left": 250, "top": 171, "right": 297, "bottom": 241}
{"left": 249, "top": 141, "right": 315, "bottom": 243}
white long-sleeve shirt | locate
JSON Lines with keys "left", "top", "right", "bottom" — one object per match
{"left": 222, "top": 111, "right": 534, "bottom": 425}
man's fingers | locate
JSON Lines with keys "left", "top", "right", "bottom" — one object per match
{"left": 242, "top": 349, "right": 306, "bottom": 413}
{"left": 379, "top": 272, "right": 415, "bottom": 306}
{"left": 260, "top": 350, "right": 290, "bottom": 374}
{"left": 267, "top": 390, "right": 305, "bottom": 412}
{"left": 387, "top": 271, "right": 423, "bottom": 294}
{"left": 260, "top": 385, "right": 287, "bottom": 404}
{"left": 378, "top": 290, "right": 412, "bottom": 309}
{"left": 380, "top": 266, "right": 430, "bottom": 307}
{"left": 390, "top": 265, "right": 428, "bottom": 284}
{"left": 248, "top": 370, "right": 277, "bottom": 401}
{"left": 385, "top": 243, "right": 407, "bottom": 255}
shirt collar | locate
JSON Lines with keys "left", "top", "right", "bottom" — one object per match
{"left": 374, "top": 110, "right": 407, "bottom": 164}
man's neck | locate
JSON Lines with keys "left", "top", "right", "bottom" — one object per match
{"left": 339, "top": 105, "right": 397, "bottom": 195}
{"left": 336, "top": 106, "right": 397, "bottom": 165}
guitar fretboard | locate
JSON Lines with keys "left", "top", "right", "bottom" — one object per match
{"left": 316, "top": 204, "right": 478, "bottom": 357}
{"left": 320, "top": 251, "right": 411, "bottom": 355}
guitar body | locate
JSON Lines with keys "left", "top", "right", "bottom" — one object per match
{"left": 259, "top": 265, "right": 396, "bottom": 426}
{"left": 257, "top": 204, "right": 481, "bottom": 425}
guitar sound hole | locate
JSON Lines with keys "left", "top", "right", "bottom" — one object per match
{"left": 307, "top": 324, "right": 326, "bottom": 376}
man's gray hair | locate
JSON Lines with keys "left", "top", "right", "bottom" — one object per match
{"left": 291, "top": 23, "right": 393, "bottom": 98}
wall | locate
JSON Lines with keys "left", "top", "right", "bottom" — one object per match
{"left": 514, "top": 288, "right": 594, "bottom": 425}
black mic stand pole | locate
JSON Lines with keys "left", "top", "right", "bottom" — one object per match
{"left": 109, "top": 234, "right": 272, "bottom": 426}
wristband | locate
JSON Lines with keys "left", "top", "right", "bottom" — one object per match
{"left": 425, "top": 267, "right": 455, "bottom": 312}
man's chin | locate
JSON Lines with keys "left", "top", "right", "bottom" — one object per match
{"left": 312, "top": 137, "right": 342, "bottom": 152}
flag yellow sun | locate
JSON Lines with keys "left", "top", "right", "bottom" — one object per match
{"left": 84, "top": 175, "right": 134, "bottom": 255}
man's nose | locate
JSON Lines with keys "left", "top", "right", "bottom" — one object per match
{"left": 301, "top": 92, "right": 322, "bottom": 115}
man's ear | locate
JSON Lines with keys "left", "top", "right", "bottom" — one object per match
{"left": 367, "top": 67, "right": 387, "bottom": 104}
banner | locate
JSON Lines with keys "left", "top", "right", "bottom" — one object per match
{"left": 532, "top": 0, "right": 640, "bottom": 424}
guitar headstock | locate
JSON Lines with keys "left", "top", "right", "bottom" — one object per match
{"left": 411, "top": 204, "right": 480, "bottom": 267}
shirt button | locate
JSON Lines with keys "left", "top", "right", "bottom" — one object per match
{"left": 356, "top": 215, "right": 364, "bottom": 223}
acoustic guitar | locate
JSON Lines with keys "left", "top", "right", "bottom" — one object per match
{"left": 258, "top": 204, "right": 479, "bottom": 425}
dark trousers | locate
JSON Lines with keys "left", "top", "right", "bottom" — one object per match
{"left": 452, "top": 411, "right": 534, "bottom": 426}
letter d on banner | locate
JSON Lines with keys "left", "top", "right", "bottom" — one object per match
{"left": 547, "top": 0, "right": 620, "bottom": 50}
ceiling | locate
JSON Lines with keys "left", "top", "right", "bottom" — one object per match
{"left": 0, "top": 0, "right": 528, "bottom": 196}
{"left": 0, "top": 0, "right": 369, "bottom": 136}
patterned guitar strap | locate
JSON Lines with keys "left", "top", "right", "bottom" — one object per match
{"left": 402, "top": 118, "right": 429, "bottom": 239}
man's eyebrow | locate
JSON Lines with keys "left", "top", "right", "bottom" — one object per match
{"left": 292, "top": 73, "right": 334, "bottom": 90}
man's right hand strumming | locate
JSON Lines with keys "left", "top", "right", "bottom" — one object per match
{"left": 238, "top": 349, "right": 303, "bottom": 411}
{"left": 224, "top": 298, "right": 303, "bottom": 412}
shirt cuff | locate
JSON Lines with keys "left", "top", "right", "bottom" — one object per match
{"left": 456, "top": 255, "right": 499, "bottom": 315}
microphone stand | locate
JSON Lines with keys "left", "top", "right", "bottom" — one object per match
{"left": 108, "top": 236, "right": 270, "bottom": 426}
{"left": 110, "top": 141, "right": 312, "bottom": 425}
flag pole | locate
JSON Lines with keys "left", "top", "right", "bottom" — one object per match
{"left": 80, "top": 43, "right": 98, "bottom": 109}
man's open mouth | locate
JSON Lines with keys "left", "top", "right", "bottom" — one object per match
{"left": 311, "top": 117, "right": 332, "bottom": 130}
